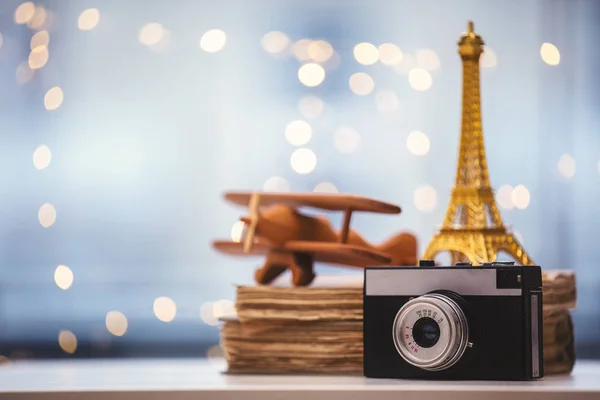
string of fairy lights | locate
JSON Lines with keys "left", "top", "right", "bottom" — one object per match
{"left": 4, "top": 1, "right": 583, "bottom": 355}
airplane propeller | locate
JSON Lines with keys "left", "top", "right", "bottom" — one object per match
{"left": 243, "top": 192, "right": 260, "bottom": 253}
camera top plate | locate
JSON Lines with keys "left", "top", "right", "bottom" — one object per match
{"left": 418, "top": 260, "right": 518, "bottom": 268}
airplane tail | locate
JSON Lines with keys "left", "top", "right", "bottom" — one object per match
{"left": 376, "top": 232, "right": 419, "bottom": 266}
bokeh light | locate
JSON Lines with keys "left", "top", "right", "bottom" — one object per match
{"left": 514, "top": 230, "right": 525, "bottom": 245}
{"left": 333, "top": 126, "right": 361, "bottom": 154}
{"left": 38, "top": 203, "right": 56, "bottom": 228}
{"left": 16, "top": 62, "right": 35, "bottom": 84}
{"left": 496, "top": 184, "right": 514, "bottom": 209}
{"left": 314, "top": 182, "right": 338, "bottom": 193}
{"left": 540, "top": 43, "right": 560, "bottom": 65}
{"left": 147, "top": 28, "right": 172, "bottom": 53}
{"left": 261, "top": 31, "right": 290, "bottom": 54}
{"left": 353, "top": 42, "right": 378, "bottom": 65}
{"left": 30, "top": 30, "right": 49, "bottom": 49}
{"left": 481, "top": 47, "right": 498, "bottom": 68}
{"left": 285, "top": 120, "right": 312, "bottom": 146}
{"left": 200, "top": 302, "right": 218, "bottom": 326}
{"left": 33, "top": 145, "right": 51, "bottom": 170}
{"left": 54, "top": 265, "right": 73, "bottom": 290}
{"left": 153, "top": 297, "right": 177, "bottom": 322}
{"left": 408, "top": 68, "right": 433, "bottom": 91}
{"left": 307, "top": 40, "right": 334, "bottom": 63}
{"left": 298, "top": 63, "right": 325, "bottom": 87}
{"left": 415, "top": 49, "right": 440, "bottom": 71}
{"left": 14, "top": 2, "right": 35, "bottom": 24}
{"left": 78, "top": 8, "right": 100, "bottom": 31}
{"left": 290, "top": 148, "right": 317, "bottom": 174}
{"left": 292, "top": 39, "right": 312, "bottom": 61}
{"left": 263, "top": 176, "right": 291, "bottom": 192}
{"left": 511, "top": 185, "right": 531, "bottom": 209}
{"left": 378, "top": 43, "right": 403, "bottom": 66}
{"left": 27, "top": 5, "right": 48, "bottom": 30}
{"left": 200, "top": 29, "right": 227, "bottom": 53}
{"left": 413, "top": 185, "right": 437, "bottom": 212}
{"left": 298, "top": 96, "right": 324, "bottom": 119}
{"left": 230, "top": 221, "right": 245, "bottom": 242}
{"left": 28, "top": 46, "right": 49, "bottom": 69}
{"left": 557, "top": 153, "right": 575, "bottom": 178}
{"left": 58, "top": 331, "right": 77, "bottom": 354}
{"left": 406, "top": 131, "right": 430, "bottom": 155}
{"left": 349, "top": 72, "right": 374, "bottom": 95}
{"left": 139, "top": 23, "right": 164, "bottom": 46}
{"left": 105, "top": 311, "right": 128, "bottom": 336}
{"left": 44, "top": 86, "right": 64, "bottom": 110}
{"left": 213, "top": 299, "right": 235, "bottom": 319}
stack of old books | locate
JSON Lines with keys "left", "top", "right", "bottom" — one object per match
{"left": 220, "top": 275, "right": 363, "bottom": 374}
{"left": 220, "top": 271, "right": 576, "bottom": 375}
{"left": 542, "top": 270, "right": 577, "bottom": 374}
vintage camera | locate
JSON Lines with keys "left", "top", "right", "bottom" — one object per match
{"left": 363, "top": 260, "right": 544, "bottom": 381}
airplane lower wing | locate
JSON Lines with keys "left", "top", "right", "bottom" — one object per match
{"left": 212, "top": 239, "right": 391, "bottom": 267}
{"left": 283, "top": 241, "right": 391, "bottom": 266}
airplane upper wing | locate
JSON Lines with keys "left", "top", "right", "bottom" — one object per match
{"left": 212, "top": 239, "right": 391, "bottom": 267}
{"left": 223, "top": 191, "right": 401, "bottom": 214}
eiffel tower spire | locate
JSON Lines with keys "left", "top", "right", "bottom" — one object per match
{"left": 439, "top": 21, "right": 504, "bottom": 231}
{"left": 422, "top": 22, "right": 534, "bottom": 265}
{"left": 456, "top": 21, "right": 489, "bottom": 188}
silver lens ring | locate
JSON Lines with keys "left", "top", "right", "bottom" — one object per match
{"left": 392, "top": 293, "right": 469, "bottom": 371}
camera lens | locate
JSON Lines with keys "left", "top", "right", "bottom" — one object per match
{"left": 412, "top": 317, "right": 440, "bottom": 348}
{"left": 392, "top": 292, "right": 469, "bottom": 371}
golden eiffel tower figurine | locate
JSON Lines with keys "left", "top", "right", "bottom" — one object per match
{"left": 422, "top": 21, "right": 534, "bottom": 266}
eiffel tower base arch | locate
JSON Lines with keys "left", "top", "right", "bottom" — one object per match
{"left": 422, "top": 230, "right": 534, "bottom": 266}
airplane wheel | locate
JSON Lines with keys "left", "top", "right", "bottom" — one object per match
{"left": 291, "top": 267, "right": 315, "bottom": 287}
{"left": 254, "top": 264, "right": 287, "bottom": 285}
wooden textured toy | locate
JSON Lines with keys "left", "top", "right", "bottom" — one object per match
{"left": 212, "top": 191, "right": 417, "bottom": 286}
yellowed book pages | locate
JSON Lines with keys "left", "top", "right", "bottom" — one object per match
{"left": 235, "top": 271, "right": 576, "bottom": 322}
{"left": 221, "top": 313, "right": 575, "bottom": 375}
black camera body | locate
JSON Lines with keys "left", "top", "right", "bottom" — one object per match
{"left": 363, "top": 261, "right": 544, "bottom": 381}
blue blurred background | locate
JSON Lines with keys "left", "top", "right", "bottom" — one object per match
{"left": 0, "top": 0, "right": 598, "bottom": 358}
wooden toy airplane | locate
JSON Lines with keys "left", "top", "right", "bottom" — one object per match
{"left": 212, "top": 191, "right": 417, "bottom": 286}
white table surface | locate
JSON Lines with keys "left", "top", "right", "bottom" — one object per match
{"left": 0, "top": 358, "right": 598, "bottom": 400}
